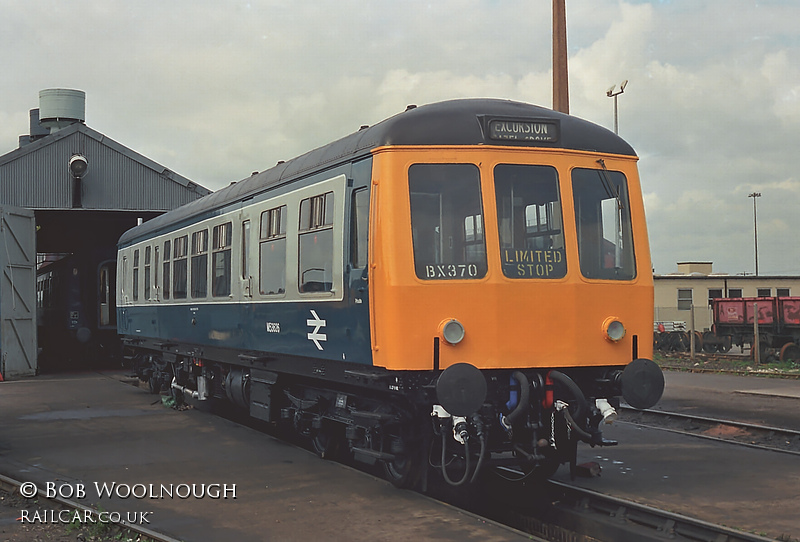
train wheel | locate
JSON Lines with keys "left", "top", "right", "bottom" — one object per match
{"left": 717, "top": 336, "right": 732, "bottom": 353}
{"left": 311, "top": 422, "right": 343, "bottom": 460}
{"left": 382, "top": 445, "right": 423, "bottom": 489}
{"left": 148, "top": 375, "right": 161, "bottom": 394}
{"left": 674, "top": 331, "right": 690, "bottom": 352}
{"left": 702, "top": 331, "right": 717, "bottom": 353}
{"left": 693, "top": 331, "right": 704, "bottom": 352}
{"left": 654, "top": 332, "right": 666, "bottom": 351}
{"left": 379, "top": 427, "right": 424, "bottom": 489}
{"left": 779, "top": 342, "right": 800, "bottom": 362}
{"left": 751, "top": 342, "right": 771, "bottom": 363}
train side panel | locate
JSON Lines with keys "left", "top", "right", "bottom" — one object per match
{"left": 117, "top": 168, "right": 373, "bottom": 366}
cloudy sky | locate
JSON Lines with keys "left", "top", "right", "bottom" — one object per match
{"left": 2, "top": 0, "right": 798, "bottom": 275}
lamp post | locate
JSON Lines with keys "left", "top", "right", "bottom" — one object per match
{"left": 606, "top": 80, "right": 627, "bottom": 135}
{"left": 749, "top": 192, "right": 761, "bottom": 276}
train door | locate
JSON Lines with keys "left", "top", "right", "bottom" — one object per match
{"left": 98, "top": 261, "right": 117, "bottom": 329}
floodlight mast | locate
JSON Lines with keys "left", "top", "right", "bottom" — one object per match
{"left": 749, "top": 192, "right": 761, "bottom": 276}
{"left": 606, "top": 80, "right": 627, "bottom": 135}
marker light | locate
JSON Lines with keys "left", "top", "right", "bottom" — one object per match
{"left": 440, "top": 319, "right": 465, "bottom": 345}
{"left": 603, "top": 317, "right": 626, "bottom": 342}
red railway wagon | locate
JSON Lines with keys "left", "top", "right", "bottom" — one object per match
{"left": 707, "top": 297, "right": 800, "bottom": 361}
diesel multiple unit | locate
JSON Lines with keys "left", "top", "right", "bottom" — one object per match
{"left": 117, "top": 99, "right": 664, "bottom": 487}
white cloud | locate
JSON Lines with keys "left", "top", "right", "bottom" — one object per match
{"left": 2, "top": 0, "right": 800, "bottom": 275}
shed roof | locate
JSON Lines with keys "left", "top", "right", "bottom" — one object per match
{"left": 0, "top": 123, "right": 209, "bottom": 211}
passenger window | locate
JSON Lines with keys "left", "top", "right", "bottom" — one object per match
{"left": 163, "top": 240, "right": 171, "bottom": 300}
{"left": 351, "top": 189, "right": 369, "bottom": 268}
{"left": 122, "top": 255, "right": 128, "bottom": 300}
{"left": 242, "top": 220, "right": 250, "bottom": 280}
{"left": 298, "top": 193, "right": 334, "bottom": 292}
{"left": 212, "top": 222, "right": 232, "bottom": 297}
{"left": 153, "top": 246, "right": 159, "bottom": 300}
{"left": 572, "top": 168, "right": 636, "bottom": 280}
{"left": 494, "top": 164, "right": 566, "bottom": 279}
{"left": 173, "top": 235, "right": 188, "bottom": 299}
{"left": 191, "top": 229, "right": 209, "bottom": 298}
{"left": 144, "top": 246, "right": 151, "bottom": 300}
{"left": 133, "top": 249, "right": 140, "bottom": 301}
{"left": 409, "top": 164, "right": 486, "bottom": 280}
{"left": 259, "top": 206, "right": 287, "bottom": 295}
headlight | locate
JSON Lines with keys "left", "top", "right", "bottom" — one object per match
{"left": 440, "top": 319, "right": 465, "bottom": 345}
{"left": 602, "top": 317, "right": 626, "bottom": 342}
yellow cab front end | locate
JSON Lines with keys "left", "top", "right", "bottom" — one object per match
{"left": 367, "top": 144, "right": 664, "bottom": 475}
{"left": 369, "top": 145, "right": 654, "bottom": 375}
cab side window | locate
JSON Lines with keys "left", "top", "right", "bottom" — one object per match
{"left": 351, "top": 189, "right": 369, "bottom": 269}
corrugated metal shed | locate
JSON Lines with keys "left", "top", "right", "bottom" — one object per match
{"left": 0, "top": 123, "right": 210, "bottom": 211}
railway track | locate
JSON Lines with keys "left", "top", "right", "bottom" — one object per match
{"left": 661, "top": 364, "right": 800, "bottom": 379}
{"left": 186, "top": 391, "right": 798, "bottom": 541}
{"left": 619, "top": 405, "right": 800, "bottom": 456}
{"left": 490, "top": 478, "right": 778, "bottom": 542}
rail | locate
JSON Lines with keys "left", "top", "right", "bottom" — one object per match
{"left": 0, "top": 473, "right": 179, "bottom": 542}
{"left": 619, "top": 405, "right": 800, "bottom": 456}
{"left": 489, "top": 475, "right": 778, "bottom": 542}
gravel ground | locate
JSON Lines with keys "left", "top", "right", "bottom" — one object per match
{"left": 655, "top": 350, "right": 800, "bottom": 376}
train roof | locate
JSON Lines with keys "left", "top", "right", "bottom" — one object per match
{"left": 119, "top": 98, "right": 636, "bottom": 246}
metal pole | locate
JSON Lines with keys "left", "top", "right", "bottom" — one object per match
{"left": 606, "top": 81, "right": 627, "bottom": 135}
{"left": 690, "top": 304, "right": 696, "bottom": 361}
{"left": 553, "top": 0, "right": 569, "bottom": 114}
{"left": 749, "top": 192, "right": 761, "bottom": 276}
{"left": 753, "top": 302, "right": 760, "bottom": 365}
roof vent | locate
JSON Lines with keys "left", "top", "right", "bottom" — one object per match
{"left": 18, "top": 108, "right": 51, "bottom": 148}
{"left": 29, "top": 109, "right": 50, "bottom": 138}
{"left": 38, "top": 88, "right": 85, "bottom": 132}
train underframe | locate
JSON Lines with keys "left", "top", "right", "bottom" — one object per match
{"left": 126, "top": 342, "right": 660, "bottom": 488}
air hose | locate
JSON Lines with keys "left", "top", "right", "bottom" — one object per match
{"left": 548, "top": 370, "right": 589, "bottom": 422}
{"left": 440, "top": 414, "right": 488, "bottom": 486}
{"left": 503, "top": 371, "right": 530, "bottom": 425}
{"left": 561, "top": 406, "right": 593, "bottom": 441}
{"left": 441, "top": 430, "right": 471, "bottom": 486}
{"left": 469, "top": 414, "right": 487, "bottom": 484}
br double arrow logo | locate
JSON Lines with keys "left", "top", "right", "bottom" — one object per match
{"left": 307, "top": 310, "right": 327, "bottom": 350}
